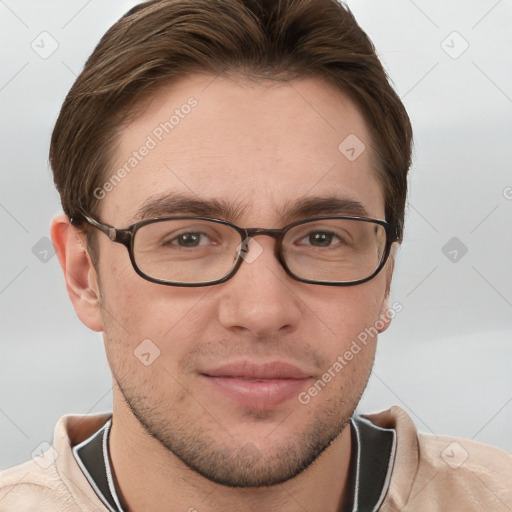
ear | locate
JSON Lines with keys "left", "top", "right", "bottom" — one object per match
{"left": 50, "top": 214, "right": 103, "bottom": 332}
{"left": 377, "top": 243, "right": 398, "bottom": 334}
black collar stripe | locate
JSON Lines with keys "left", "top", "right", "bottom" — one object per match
{"left": 101, "top": 422, "right": 125, "bottom": 512}
{"left": 350, "top": 415, "right": 396, "bottom": 511}
{"left": 73, "top": 420, "right": 122, "bottom": 512}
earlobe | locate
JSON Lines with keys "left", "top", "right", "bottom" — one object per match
{"left": 50, "top": 214, "right": 103, "bottom": 332}
{"left": 377, "top": 243, "right": 398, "bottom": 334}
{"left": 377, "top": 295, "right": 392, "bottom": 333}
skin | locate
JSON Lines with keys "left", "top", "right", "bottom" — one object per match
{"left": 51, "top": 74, "right": 396, "bottom": 512}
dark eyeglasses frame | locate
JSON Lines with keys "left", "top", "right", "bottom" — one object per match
{"left": 81, "top": 214, "right": 400, "bottom": 287}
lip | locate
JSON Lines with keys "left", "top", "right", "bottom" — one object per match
{"left": 200, "top": 361, "right": 312, "bottom": 409}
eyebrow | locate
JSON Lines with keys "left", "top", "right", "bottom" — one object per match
{"left": 281, "top": 195, "right": 369, "bottom": 220}
{"left": 134, "top": 192, "right": 370, "bottom": 223}
{"left": 135, "top": 193, "right": 247, "bottom": 221}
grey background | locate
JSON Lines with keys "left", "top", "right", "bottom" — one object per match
{"left": 1, "top": 0, "right": 511, "bottom": 469}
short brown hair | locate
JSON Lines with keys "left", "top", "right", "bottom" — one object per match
{"left": 50, "top": 0, "right": 412, "bottom": 238}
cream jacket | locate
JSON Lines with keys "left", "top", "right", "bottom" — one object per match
{"left": 1, "top": 406, "right": 511, "bottom": 511}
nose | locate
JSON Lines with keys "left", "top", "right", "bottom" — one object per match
{"left": 216, "top": 236, "right": 302, "bottom": 339}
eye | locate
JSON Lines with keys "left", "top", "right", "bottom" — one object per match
{"left": 299, "top": 231, "right": 342, "bottom": 247}
{"left": 168, "top": 231, "right": 212, "bottom": 248}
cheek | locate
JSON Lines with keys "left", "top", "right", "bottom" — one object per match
{"left": 297, "top": 282, "right": 387, "bottom": 395}
{"left": 98, "top": 266, "right": 216, "bottom": 370}
{"left": 306, "top": 280, "right": 387, "bottom": 346}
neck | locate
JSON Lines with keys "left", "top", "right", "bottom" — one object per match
{"left": 108, "top": 396, "right": 352, "bottom": 512}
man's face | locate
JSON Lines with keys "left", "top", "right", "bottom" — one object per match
{"left": 92, "top": 75, "right": 393, "bottom": 486}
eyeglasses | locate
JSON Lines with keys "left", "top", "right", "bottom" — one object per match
{"left": 82, "top": 214, "right": 400, "bottom": 287}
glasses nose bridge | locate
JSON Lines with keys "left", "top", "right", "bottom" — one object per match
{"left": 242, "top": 227, "right": 284, "bottom": 257}
{"left": 236, "top": 227, "right": 285, "bottom": 275}
{"left": 244, "top": 227, "right": 283, "bottom": 241}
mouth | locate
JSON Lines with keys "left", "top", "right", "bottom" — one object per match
{"left": 200, "top": 361, "right": 313, "bottom": 409}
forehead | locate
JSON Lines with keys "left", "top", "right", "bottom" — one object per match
{"left": 101, "top": 74, "right": 385, "bottom": 224}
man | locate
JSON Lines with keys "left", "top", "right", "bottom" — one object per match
{"left": 1, "top": 0, "right": 510, "bottom": 510}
